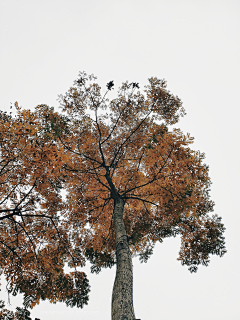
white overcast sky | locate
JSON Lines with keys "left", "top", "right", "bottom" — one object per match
{"left": 0, "top": 1, "right": 240, "bottom": 319}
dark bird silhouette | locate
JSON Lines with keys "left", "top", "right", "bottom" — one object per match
{"left": 106, "top": 80, "right": 114, "bottom": 90}
{"left": 132, "top": 82, "right": 140, "bottom": 89}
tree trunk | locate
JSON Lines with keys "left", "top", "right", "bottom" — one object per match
{"left": 111, "top": 197, "right": 135, "bottom": 320}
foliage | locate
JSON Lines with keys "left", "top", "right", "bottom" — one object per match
{"left": 0, "top": 72, "right": 226, "bottom": 315}
{"left": 0, "top": 105, "right": 90, "bottom": 318}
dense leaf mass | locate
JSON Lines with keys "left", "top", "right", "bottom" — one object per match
{"left": 0, "top": 73, "right": 226, "bottom": 318}
{"left": 0, "top": 106, "right": 90, "bottom": 317}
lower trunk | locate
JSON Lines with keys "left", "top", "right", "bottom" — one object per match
{"left": 111, "top": 197, "right": 135, "bottom": 320}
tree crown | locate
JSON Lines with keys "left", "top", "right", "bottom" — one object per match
{"left": 0, "top": 73, "right": 226, "bottom": 315}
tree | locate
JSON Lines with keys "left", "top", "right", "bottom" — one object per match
{"left": 0, "top": 105, "right": 90, "bottom": 319}
{"left": 0, "top": 72, "right": 226, "bottom": 320}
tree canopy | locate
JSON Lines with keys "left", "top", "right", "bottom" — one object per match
{"left": 0, "top": 72, "right": 226, "bottom": 320}
{"left": 0, "top": 104, "right": 90, "bottom": 319}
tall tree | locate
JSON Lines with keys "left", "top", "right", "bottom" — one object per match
{"left": 39, "top": 72, "right": 226, "bottom": 320}
{"left": 0, "top": 73, "right": 226, "bottom": 320}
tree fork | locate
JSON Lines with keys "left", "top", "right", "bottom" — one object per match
{"left": 105, "top": 169, "right": 135, "bottom": 319}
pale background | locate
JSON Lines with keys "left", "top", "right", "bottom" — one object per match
{"left": 0, "top": 1, "right": 240, "bottom": 319}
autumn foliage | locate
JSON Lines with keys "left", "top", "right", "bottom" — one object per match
{"left": 0, "top": 104, "right": 90, "bottom": 319}
{"left": 0, "top": 73, "right": 226, "bottom": 319}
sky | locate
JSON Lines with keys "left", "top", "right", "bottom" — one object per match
{"left": 0, "top": 0, "right": 240, "bottom": 319}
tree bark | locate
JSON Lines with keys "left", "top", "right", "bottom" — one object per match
{"left": 111, "top": 197, "right": 135, "bottom": 320}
